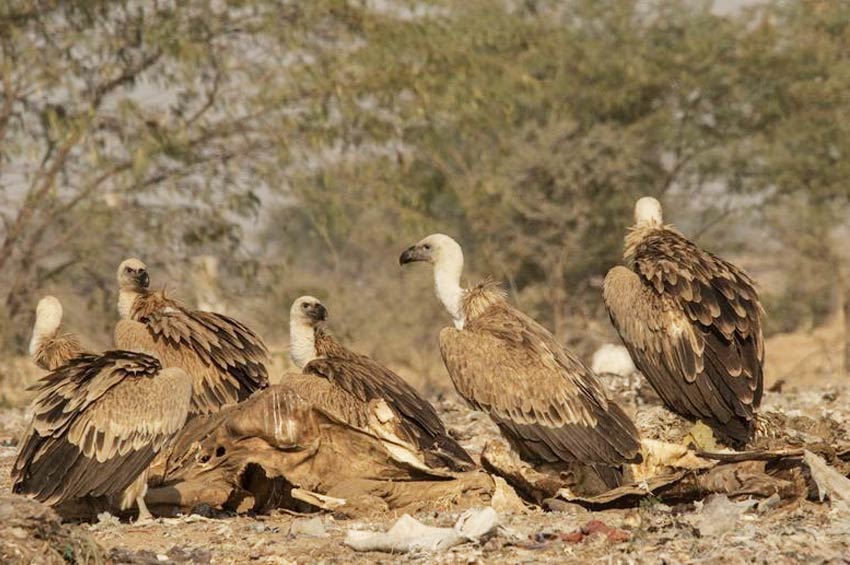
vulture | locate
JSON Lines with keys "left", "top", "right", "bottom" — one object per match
{"left": 13, "top": 297, "right": 192, "bottom": 520}
{"left": 399, "top": 234, "right": 642, "bottom": 486}
{"left": 29, "top": 296, "right": 86, "bottom": 371}
{"left": 287, "top": 296, "right": 475, "bottom": 472}
{"left": 114, "top": 258, "right": 269, "bottom": 416}
{"left": 603, "top": 196, "right": 764, "bottom": 445}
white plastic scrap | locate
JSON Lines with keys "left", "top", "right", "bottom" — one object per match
{"left": 694, "top": 494, "right": 756, "bottom": 537}
{"left": 344, "top": 507, "right": 499, "bottom": 553}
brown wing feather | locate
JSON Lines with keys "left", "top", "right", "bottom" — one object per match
{"left": 12, "top": 351, "right": 191, "bottom": 506}
{"left": 605, "top": 227, "right": 764, "bottom": 444}
{"left": 285, "top": 372, "right": 372, "bottom": 430}
{"left": 305, "top": 332, "right": 474, "bottom": 471}
{"left": 439, "top": 287, "right": 641, "bottom": 468}
{"left": 117, "top": 292, "right": 270, "bottom": 415}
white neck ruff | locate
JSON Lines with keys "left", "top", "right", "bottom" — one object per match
{"left": 118, "top": 289, "right": 140, "bottom": 320}
{"left": 433, "top": 253, "right": 465, "bottom": 330}
{"left": 289, "top": 320, "right": 317, "bottom": 369}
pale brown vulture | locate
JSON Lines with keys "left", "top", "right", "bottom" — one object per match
{"left": 399, "top": 235, "right": 642, "bottom": 486}
{"left": 28, "top": 296, "right": 86, "bottom": 371}
{"left": 287, "top": 296, "right": 475, "bottom": 472}
{"left": 603, "top": 196, "right": 764, "bottom": 445}
{"left": 13, "top": 297, "right": 192, "bottom": 520}
{"left": 114, "top": 258, "right": 269, "bottom": 416}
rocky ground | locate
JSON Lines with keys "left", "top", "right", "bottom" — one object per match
{"left": 1, "top": 372, "right": 849, "bottom": 564}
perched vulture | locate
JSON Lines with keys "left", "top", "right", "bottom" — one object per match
{"left": 287, "top": 296, "right": 475, "bottom": 472}
{"left": 29, "top": 296, "right": 86, "bottom": 371}
{"left": 603, "top": 196, "right": 764, "bottom": 445}
{"left": 399, "top": 235, "right": 642, "bottom": 486}
{"left": 114, "top": 258, "right": 269, "bottom": 416}
{"left": 13, "top": 297, "right": 192, "bottom": 520}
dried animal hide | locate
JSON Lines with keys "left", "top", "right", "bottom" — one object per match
{"left": 144, "top": 385, "right": 505, "bottom": 517}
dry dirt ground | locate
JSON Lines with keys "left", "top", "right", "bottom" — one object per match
{"left": 1, "top": 324, "right": 849, "bottom": 564}
{"left": 1, "top": 383, "right": 849, "bottom": 564}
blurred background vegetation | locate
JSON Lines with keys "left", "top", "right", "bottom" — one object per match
{"left": 1, "top": 0, "right": 849, "bottom": 394}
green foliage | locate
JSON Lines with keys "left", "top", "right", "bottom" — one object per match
{"left": 2, "top": 0, "right": 850, "bottom": 366}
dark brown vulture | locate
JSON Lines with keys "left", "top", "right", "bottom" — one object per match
{"left": 114, "top": 258, "right": 269, "bottom": 416}
{"left": 603, "top": 196, "right": 765, "bottom": 445}
{"left": 287, "top": 296, "right": 475, "bottom": 472}
{"left": 13, "top": 297, "right": 192, "bottom": 520}
{"left": 399, "top": 234, "right": 642, "bottom": 487}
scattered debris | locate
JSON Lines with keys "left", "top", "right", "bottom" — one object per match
{"left": 0, "top": 494, "right": 106, "bottom": 564}
{"left": 803, "top": 450, "right": 850, "bottom": 505}
{"left": 166, "top": 545, "right": 212, "bottom": 563}
{"left": 108, "top": 547, "right": 161, "bottom": 564}
{"left": 94, "top": 511, "right": 121, "bottom": 528}
{"left": 563, "top": 520, "right": 631, "bottom": 544}
{"left": 684, "top": 421, "right": 721, "bottom": 451}
{"left": 693, "top": 495, "right": 757, "bottom": 537}
{"left": 344, "top": 507, "right": 499, "bottom": 553}
{"left": 757, "top": 493, "right": 782, "bottom": 514}
{"left": 289, "top": 517, "right": 328, "bottom": 538}
{"left": 489, "top": 476, "right": 528, "bottom": 514}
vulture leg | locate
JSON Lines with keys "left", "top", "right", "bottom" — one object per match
{"left": 136, "top": 495, "right": 153, "bottom": 522}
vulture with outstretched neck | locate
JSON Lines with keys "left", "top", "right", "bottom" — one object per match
{"left": 113, "top": 258, "right": 269, "bottom": 416}
{"left": 399, "top": 235, "right": 642, "bottom": 486}
{"left": 13, "top": 296, "right": 192, "bottom": 520}
{"left": 287, "top": 296, "right": 475, "bottom": 472}
{"left": 603, "top": 197, "right": 764, "bottom": 445}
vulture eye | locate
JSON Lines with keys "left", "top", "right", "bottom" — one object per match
{"left": 423, "top": 244, "right": 431, "bottom": 250}
{"left": 124, "top": 267, "right": 132, "bottom": 273}
{"left": 301, "top": 303, "right": 308, "bottom": 309}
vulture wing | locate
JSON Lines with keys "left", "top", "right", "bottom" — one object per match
{"left": 604, "top": 229, "right": 764, "bottom": 443}
{"left": 303, "top": 351, "right": 475, "bottom": 471}
{"left": 115, "top": 296, "right": 269, "bottom": 415}
{"left": 439, "top": 301, "right": 641, "bottom": 467}
{"left": 12, "top": 351, "right": 191, "bottom": 505}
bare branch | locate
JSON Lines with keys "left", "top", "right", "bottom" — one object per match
{"left": 0, "top": 129, "right": 82, "bottom": 273}
{"left": 92, "top": 49, "right": 163, "bottom": 109}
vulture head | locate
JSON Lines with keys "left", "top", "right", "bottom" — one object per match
{"left": 634, "top": 196, "right": 663, "bottom": 228}
{"left": 289, "top": 296, "right": 327, "bottom": 369}
{"left": 399, "top": 233, "right": 464, "bottom": 271}
{"left": 117, "top": 258, "right": 150, "bottom": 291}
{"left": 29, "top": 295, "right": 63, "bottom": 356}
{"left": 290, "top": 296, "right": 327, "bottom": 326}
{"left": 400, "top": 234, "right": 466, "bottom": 327}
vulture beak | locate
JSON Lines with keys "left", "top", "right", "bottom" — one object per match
{"left": 308, "top": 303, "right": 328, "bottom": 323}
{"left": 136, "top": 270, "right": 150, "bottom": 289}
{"left": 399, "top": 245, "right": 428, "bottom": 266}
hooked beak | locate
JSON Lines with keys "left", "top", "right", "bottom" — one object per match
{"left": 307, "top": 303, "right": 328, "bottom": 323}
{"left": 399, "top": 245, "right": 429, "bottom": 266}
{"left": 136, "top": 271, "right": 150, "bottom": 289}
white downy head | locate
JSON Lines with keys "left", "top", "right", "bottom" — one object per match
{"left": 29, "top": 296, "right": 63, "bottom": 357}
{"left": 399, "top": 233, "right": 466, "bottom": 328}
{"left": 634, "top": 196, "right": 663, "bottom": 227}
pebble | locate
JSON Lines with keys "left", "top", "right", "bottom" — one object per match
{"left": 289, "top": 517, "right": 328, "bottom": 538}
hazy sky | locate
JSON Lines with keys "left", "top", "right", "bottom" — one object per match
{"left": 713, "top": 0, "right": 765, "bottom": 14}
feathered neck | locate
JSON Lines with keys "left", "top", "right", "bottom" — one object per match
{"left": 29, "top": 309, "right": 62, "bottom": 358}
{"left": 461, "top": 280, "right": 507, "bottom": 321}
{"left": 289, "top": 318, "right": 317, "bottom": 369}
{"left": 119, "top": 288, "right": 180, "bottom": 320}
{"left": 118, "top": 288, "right": 145, "bottom": 320}
{"left": 623, "top": 223, "right": 678, "bottom": 259}
{"left": 433, "top": 245, "right": 466, "bottom": 329}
